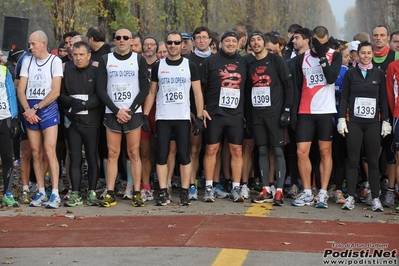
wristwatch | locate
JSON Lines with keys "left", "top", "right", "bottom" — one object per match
{"left": 33, "top": 104, "right": 40, "bottom": 111}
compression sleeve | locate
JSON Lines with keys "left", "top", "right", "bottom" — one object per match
{"left": 339, "top": 70, "right": 350, "bottom": 119}
{"left": 96, "top": 55, "right": 120, "bottom": 114}
{"left": 129, "top": 54, "right": 149, "bottom": 113}
{"left": 322, "top": 52, "right": 342, "bottom": 84}
{"left": 379, "top": 70, "right": 389, "bottom": 122}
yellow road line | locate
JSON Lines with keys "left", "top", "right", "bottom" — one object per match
{"left": 244, "top": 202, "right": 273, "bottom": 217}
{"left": 212, "top": 248, "right": 249, "bottom": 266}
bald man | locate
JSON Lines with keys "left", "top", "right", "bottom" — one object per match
{"left": 17, "top": 30, "right": 63, "bottom": 209}
{"left": 96, "top": 28, "right": 149, "bottom": 207}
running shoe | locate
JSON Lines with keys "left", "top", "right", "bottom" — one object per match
{"left": 189, "top": 185, "right": 198, "bottom": 200}
{"left": 241, "top": 184, "right": 250, "bottom": 199}
{"left": 63, "top": 189, "right": 72, "bottom": 200}
{"left": 371, "top": 198, "right": 384, "bottom": 212}
{"left": 291, "top": 191, "right": 314, "bottom": 207}
{"left": 365, "top": 191, "right": 372, "bottom": 206}
{"left": 116, "top": 180, "right": 127, "bottom": 196}
{"left": 2, "top": 192, "right": 19, "bottom": 207}
{"left": 327, "top": 184, "right": 336, "bottom": 198}
{"left": 214, "top": 184, "right": 230, "bottom": 199}
{"left": 28, "top": 182, "right": 38, "bottom": 195}
{"left": 64, "top": 191, "right": 83, "bottom": 207}
{"left": 132, "top": 193, "right": 145, "bottom": 207}
{"left": 156, "top": 191, "right": 171, "bottom": 206}
{"left": 140, "top": 189, "right": 154, "bottom": 201}
{"left": 20, "top": 190, "right": 31, "bottom": 204}
{"left": 286, "top": 184, "right": 299, "bottom": 199}
{"left": 380, "top": 178, "right": 389, "bottom": 193}
{"left": 167, "top": 185, "right": 173, "bottom": 202}
{"left": 395, "top": 205, "right": 399, "bottom": 213}
{"left": 30, "top": 192, "right": 48, "bottom": 207}
{"left": 203, "top": 185, "right": 215, "bottom": 203}
{"left": 359, "top": 186, "right": 370, "bottom": 203}
{"left": 222, "top": 179, "right": 232, "bottom": 192}
{"left": 99, "top": 194, "right": 117, "bottom": 207}
{"left": 342, "top": 196, "right": 355, "bottom": 210}
{"left": 123, "top": 187, "right": 133, "bottom": 200}
{"left": 87, "top": 190, "right": 99, "bottom": 206}
{"left": 179, "top": 190, "right": 191, "bottom": 206}
{"left": 270, "top": 185, "right": 276, "bottom": 198}
{"left": 382, "top": 190, "right": 395, "bottom": 208}
{"left": 172, "top": 176, "right": 181, "bottom": 188}
{"left": 100, "top": 189, "right": 108, "bottom": 199}
{"left": 312, "top": 186, "right": 319, "bottom": 202}
{"left": 334, "top": 190, "right": 345, "bottom": 204}
{"left": 315, "top": 192, "right": 328, "bottom": 208}
{"left": 230, "top": 186, "right": 244, "bottom": 202}
{"left": 273, "top": 190, "right": 284, "bottom": 206}
{"left": 46, "top": 194, "right": 61, "bottom": 209}
{"left": 252, "top": 188, "right": 273, "bottom": 203}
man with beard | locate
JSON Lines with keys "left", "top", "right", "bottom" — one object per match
{"left": 135, "top": 35, "right": 159, "bottom": 202}
{"left": 244, "top": 31, "right": 294, "bottom": 206}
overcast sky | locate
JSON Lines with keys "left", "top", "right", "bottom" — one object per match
{"left": 328, "top": 0, "right": 356, "bottom": 27}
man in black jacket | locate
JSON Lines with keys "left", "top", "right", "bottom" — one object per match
{"left": 59, "top": 41, "right": 102, "bottom": 207}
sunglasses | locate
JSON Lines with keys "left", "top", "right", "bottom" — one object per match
{"left": 166, "top": 40, "right": 182, "bottom": 45}
{"left": 115, "top": 35, "right": 131, "bottom": 41}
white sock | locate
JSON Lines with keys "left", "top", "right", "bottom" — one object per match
{"left": 23, "top": 185, "right": 29, "bottom": 191}
{"left": 232, "top": 182, "right": 240, "bottom": 189}
{"left": 319, "top": 189, "right": 327, "bottom": 195}
{"left": 39, "top": 187, "right": 45, "bottom": 194}
{"left": 304, "top": 189, "right": 312, "bottom": 196}
{"left": 205, "top": 180, "right": 213, "bottom": 187}
{"left": 52, "top": 189, "right": 59, "bottom": 196}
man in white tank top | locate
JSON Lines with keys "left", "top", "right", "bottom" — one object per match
{"left": 96, "top": 28, "right": 149, "bottom": 207}
{"left": 17, "top": 30, "right": 63, "bottom": 209}
{"left": 143, "top": 30, "right": 204, "bottom": 206}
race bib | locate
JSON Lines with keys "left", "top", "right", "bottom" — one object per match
{"left": 251, "top": 86, "right": 271, "bottom": 107}
{"left": 219, "top": 87, "right": 240, "bottom": 109}
{"left": 27, "top": 80, "right": 48, "bottom": 100}
{"left": 162, "top": 84, "right": 184, "bottom": 104}
{"left": 0, "top": 93, "right": 8, "bottom": 112}
{"left": 306, "top": 67, "right": 326, "bottom": 87}
{"left": 111, "top": 83, "right": 132, "bottom": 103}
{"left": 69, "top": 94, "right": 88, "bottom": 115}
{"left": 354, "top": 97, "right": 376, "bottom": 119}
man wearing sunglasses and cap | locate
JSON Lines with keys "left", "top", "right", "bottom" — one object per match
{"left": 142, "top": 30, "right": 204, "bottom": 206}
{"left": 201, "top": 30, "right": 248, "bottom": 203}
{"left": 96, "top": 28, "right": 149, "bottom": 208}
